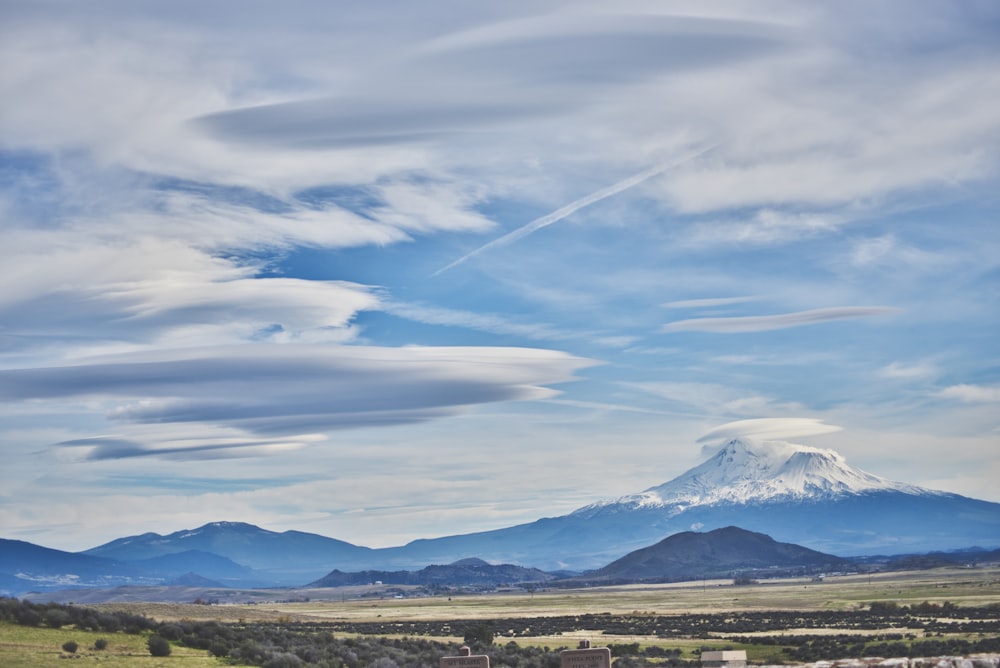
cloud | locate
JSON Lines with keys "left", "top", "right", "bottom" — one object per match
{"left": 662, "top": 306, "right": 902, "bottom": 333}
{"left": 57, "top": 436, "right": 311, "bottom": 461}
{"left": 662, "top": 296, "right": 761, "bottom": 309}
{"left": 196, "top": 11, "right": 786, "bottom": 150}
{"left": 697, "top": 417, "right": 843, "bottom": 444}
{"left": 625, "top": 381, "right": 806, "bottom": 418}
{"left": 0, "top": 230, "right": 380, "bottom": 355}
{"left": 382, "top": 301, "right": 570, "bottom": 341}
{"left": 937, "top": 384, "right": 1000, "bottom": 404}
{"left": 879, "top": 361, "right": 938, "bottom": 380}
{"left": 0, "top": 344, "right": 597, "bottom": 458}
{"left": 683, "top": 209, "right": 845, "bottom": 247}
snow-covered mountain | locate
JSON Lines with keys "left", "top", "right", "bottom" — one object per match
{"left": 576, "top": 438, "right": 931, "bottom": 514}
{"left": 367, "top": 437, "right": 1000, "bottom": 570}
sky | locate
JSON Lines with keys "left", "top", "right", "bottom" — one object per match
{"left": 1, "top": 1, "right": 998, "bottom": 553}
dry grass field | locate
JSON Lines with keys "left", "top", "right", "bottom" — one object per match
{"left": 95, "top": 565, "right": 995, "bottom": 624}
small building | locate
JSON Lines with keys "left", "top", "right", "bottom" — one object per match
{"left": 701, "top": 650, "right": 747, "bottom": 668}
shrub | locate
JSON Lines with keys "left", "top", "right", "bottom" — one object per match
{"left": 61, "top": 640, "right": 78, "bottom": 654}
{"left": 94, "top": 638, "right": 108, "bottom": 650}
{"left": 147, "top": 634, "right": 171, "bottom": 657}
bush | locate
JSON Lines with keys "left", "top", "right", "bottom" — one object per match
{"left": 94, "top": 638, "right": 108, "bottom": 650}
{"left": 61, "top": 640, "right": 78, "bottom": 654}
{"left": 147, "top": 634, "right": 171, "bottom": 657}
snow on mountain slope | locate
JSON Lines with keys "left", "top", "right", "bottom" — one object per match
{"left": 576, "top": 437, "right": 932, "bottom": 514}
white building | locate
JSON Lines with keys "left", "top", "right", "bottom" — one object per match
{"left": 702, "top": 650, "right": 748, "bottom": 668}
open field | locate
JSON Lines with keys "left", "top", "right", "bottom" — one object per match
{"left": 290, "top": 566, "right": 1000, "bottom": 621}
{"left": 0, "top": 623, "right": 226, "bottom": 668}
{"left": 90, "top": 566, "right": 1000, "bottom": 625}
{"left": 8, "top": 567, "right": 993, "bottom": 666}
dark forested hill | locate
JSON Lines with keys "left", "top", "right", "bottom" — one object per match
{"left": 584, "top": 526, "right": 849, "bottom": 582}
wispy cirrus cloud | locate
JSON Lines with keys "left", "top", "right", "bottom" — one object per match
{"left": 381, "top": 301, "right": 570, "bottom": 341}
{"left": 879, "top": 360, "right": 938, "bottom": 380}
{"left": 662, "top": 306, "right": 902, "bottom": 333}
{"left": 625, "top": 381, "right": 806, "bottom": 418}
{"left": 662, "top": 296, "right": 761, "bottom": 309}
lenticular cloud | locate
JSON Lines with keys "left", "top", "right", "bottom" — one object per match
{"left": 0, "top": 343, "right": 597, "bottom": 459}
{"left": 698, "top": 417, "right": 843, "bottom": 445}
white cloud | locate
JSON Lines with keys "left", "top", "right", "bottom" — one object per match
{"left": 938, "top": 384, "right": 1000, "bottom": 404}
{"left": 879, "top": 361, "right": 938, "bottom": 380}
{"left": 662, "top": 306, "right": 902, "bottom": 333}
{"left": 697, "top": 417, "right": 843, "bottom": 443}
{"left": 846, "top": 234, "right": 955, "bottom": 273}
{"left": 381, "top": 301, "right": 570, "bottom": 341}
{"left": 0, "top": 231, "right": 379, "bottom": 359}
{"left": 684, "top": 208, "right": 845, "bottom": 247}
{"left": 0, "top": 344, "right": 597, "bottom": 458}
{"left": 662, "top": 296, "right": 761, "bottom": 309}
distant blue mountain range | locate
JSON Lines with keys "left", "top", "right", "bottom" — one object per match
{"left": 3, "top": 438, "right": 998, "bottom": 595}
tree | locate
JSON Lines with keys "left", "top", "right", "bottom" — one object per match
{"left": 46, "top": 609, "right": 73, "bottom": 628}
{"left": 464, "top": 623, "right": 494, "bottom": 648}
{"left": 147, "top": 634, "right": 171, "bottom": 657}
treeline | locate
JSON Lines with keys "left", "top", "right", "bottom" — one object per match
{"left": 0, "top": 596, "right": 157, "bottom": 634}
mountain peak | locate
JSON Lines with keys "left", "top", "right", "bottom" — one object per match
{"left": 578, "top": 437, "right": 929, "bottom": 514}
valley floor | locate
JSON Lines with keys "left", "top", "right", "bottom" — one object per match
{"left": 6, "top": 566, "right": 997, "bottom": 667}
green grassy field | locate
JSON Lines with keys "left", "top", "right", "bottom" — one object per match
{"left": 0, "top": 623, "right": 231, "bottom": 668}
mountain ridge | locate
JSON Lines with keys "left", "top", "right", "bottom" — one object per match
{"left": 7, "top": 436, "right": 997, "bottom": 586}
{"left": 307, "top": 558, "right": 554, "bottom": 588}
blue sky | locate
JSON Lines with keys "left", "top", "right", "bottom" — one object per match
{"left": 1, "top": 1, "right": 998, "bottom": 552}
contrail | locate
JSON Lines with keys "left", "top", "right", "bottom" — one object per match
{"left": 433, "top": 144, "right": 717, "bottom": 275}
